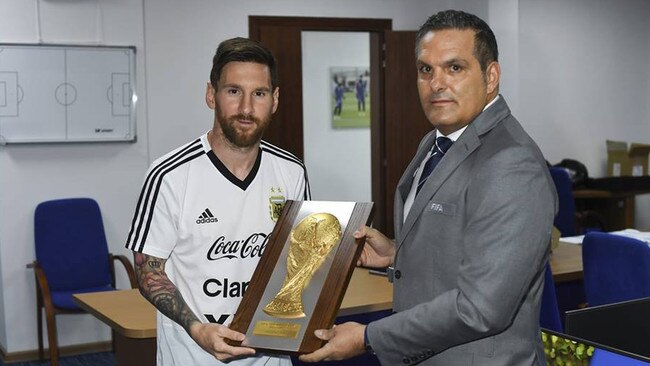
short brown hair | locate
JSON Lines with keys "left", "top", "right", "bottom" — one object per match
{"left": 209, "top": 37, "right": 278, "bottom": 89}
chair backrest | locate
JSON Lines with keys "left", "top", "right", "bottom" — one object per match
{"left": 34, "top": 198, "right": 112, "bottom": 291}
{"left": 540, "top": 263, "right": 563, "bottom": 332}
{"left": 582, "top": 232, "right": 650, "bottom": 307}
{"left": 549, "top": 167, "right": 576, "bottom": 237}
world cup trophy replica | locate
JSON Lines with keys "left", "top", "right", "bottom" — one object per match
{"left": 263, "top": 213, "right": 342, "bottom": 318}
{"left": 227, "top": 200, "right": 374, "bottom": 354}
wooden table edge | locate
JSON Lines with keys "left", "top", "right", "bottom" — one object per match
{"left": 337, "top": 301, "right": 393, "bottom": 317}
{"left": 73, "top": 291, "right": 157, "bottom": 339}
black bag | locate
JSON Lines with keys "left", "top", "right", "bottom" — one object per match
{"left": 553, "top": 159, "right": 589, "bottom": 189}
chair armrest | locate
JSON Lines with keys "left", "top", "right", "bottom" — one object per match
{"left": 110, "top": 254, "right": 138, "bottom": 289}
{"left": 32, "top": 261, "right": 57, "bottom": 313}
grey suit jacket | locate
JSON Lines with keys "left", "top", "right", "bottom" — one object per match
{"left": 366, "top": 97, "right": 557, "bottom": 365}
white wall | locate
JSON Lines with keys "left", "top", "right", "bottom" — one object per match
{"left": 488, "top": 0, "right": 519, "bottom": 114}
{"left": 302, "top": 31, "right": 371, "bottom": 202}
{"left": 517, "top": 0, "right": 650, "bottom": 227}
{"left": 0, "top": 0, "right": 149, "bottom": 353}
{"left": 0, "top": 0, "right": 649, "bottom": 356}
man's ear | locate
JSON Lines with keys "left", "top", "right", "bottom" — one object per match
{"left": 271, "top": 86, "right": 279, "bottom": 114}
{"left": 206, "top": 82, "right": 216, "bottom": 109}
{"left": 485, "top": 61, "right": 500, "bottom": 95}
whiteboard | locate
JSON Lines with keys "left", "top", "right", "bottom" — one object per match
{"left": 0, "top": 44, "right": 136, "bottom": 144}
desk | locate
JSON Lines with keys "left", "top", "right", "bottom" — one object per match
{"left": 73, "top": 289, "right": 156, "bottom": 366}
{"left": 338, "top": 267, "right": 393, "bottom": 316}
{"left": 73, "top": 267, "right": 393, "bottom": 366}
{"left": 550, "top": 242, "right": 583, "bottom": 283}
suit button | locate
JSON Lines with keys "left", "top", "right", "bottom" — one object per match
{"left": 410, "top": 356, "right": 418, "bottom": 362}
{"left": 402, "top": 357, "right": 410, "bottom": 364}
{"left": 394, "top": 270, "right": 402, "bottom": 279}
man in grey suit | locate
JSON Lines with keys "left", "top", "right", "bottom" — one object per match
{"left": 300, "top": 9, "right": 557, "bottom": 365}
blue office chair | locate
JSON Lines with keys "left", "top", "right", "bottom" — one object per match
{"left": 540, "top": 263, "right": 563, "bottom": 332}
{"left": 32, "top": 198, "right": 137, "bottom": 366}
{"left": 582, "top": 232, "right": 650, "bottom": 307}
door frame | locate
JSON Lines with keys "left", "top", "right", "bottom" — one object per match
{"left": 249, "top": 16, "right": 392, "bottom": 232}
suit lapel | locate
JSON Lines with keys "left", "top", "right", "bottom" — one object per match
{"left": 398, "top": 128, "right": 480, "bottom": 243}
{"left": 397, "top": 96, "right": 512, "bottom": 245}
{"left": 393, "top": 132, "right": 436, "bottom": 233}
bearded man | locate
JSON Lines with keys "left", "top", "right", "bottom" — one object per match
{"left": 125, "top": 37, "right": 310, "bottom": 366}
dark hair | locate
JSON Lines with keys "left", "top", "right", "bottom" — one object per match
{"left": 209, "top": 37, "right": 278, "bottom": 89}
{"left": 415, "top": 10, "right": 498, "bottom": 73}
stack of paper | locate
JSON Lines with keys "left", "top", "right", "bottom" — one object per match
{"left": 560, "top": 229, "right": 650, "bottom": 245}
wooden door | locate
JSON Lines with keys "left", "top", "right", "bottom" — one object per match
{"left": 382, "top": 31, "right": 432, "bottom": 237}
{"left": 257, "top": 25, "right": 304, "bottom": 158}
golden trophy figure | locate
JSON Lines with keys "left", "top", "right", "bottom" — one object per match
{"left": 263, "top": 213, "right": 342, "bottom": 318}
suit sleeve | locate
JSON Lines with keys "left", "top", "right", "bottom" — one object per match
{"left": 367, "top": 145, "right": 556, "bottom": 364}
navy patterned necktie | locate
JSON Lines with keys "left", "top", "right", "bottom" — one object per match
{"left": 416, "top": 136, "right": 453, "bottom": 195}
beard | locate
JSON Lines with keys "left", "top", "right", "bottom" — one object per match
{"left": 217, "top": 108, "right": 272, "bottom": 148}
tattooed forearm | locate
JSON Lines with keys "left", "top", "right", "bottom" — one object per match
{"left": 134, "top": 252, "right": 200, "bottom": 333}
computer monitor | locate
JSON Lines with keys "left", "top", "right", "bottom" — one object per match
{"left": 565, "top": 297, "right": 650, "bottom": 359}
{"left": 542, "top": 328, "right": 650, "bottom": 365}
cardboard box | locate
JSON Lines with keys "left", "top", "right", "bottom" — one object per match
{"left": 607, "top": 140, "right": 650, "bottom": 177}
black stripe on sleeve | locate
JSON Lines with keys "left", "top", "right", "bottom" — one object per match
{"left": 303, "top": 169, "right": 312, "bottom": 200}
{"left": 135, "top": 150, "right": 204, "bottom": 252}
{"left": 126, "top": 139, "right": 202, "bottom": 251}
{"left": 260, "top": 140, "right": 304, "bottom": 167}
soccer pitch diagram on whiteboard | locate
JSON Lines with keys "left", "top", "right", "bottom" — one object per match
{"left": 0, "top": 44, "right": 136, "bottom": 144}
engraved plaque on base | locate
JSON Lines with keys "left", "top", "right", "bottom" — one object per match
{"left": 228, "top": 200, "right": 374, "bottom": 355}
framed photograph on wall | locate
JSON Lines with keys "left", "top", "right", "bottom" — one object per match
{"left": 330, "top": 67, "right": 370, "bottom": 128}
